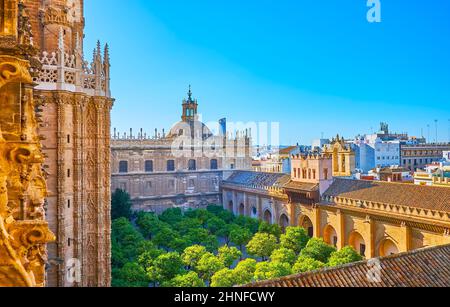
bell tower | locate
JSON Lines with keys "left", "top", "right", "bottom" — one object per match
{"left": 19, "top": 0, "right": 113, "bottom": 288}
{"left": 21, "top": 0, "right": 84, "bottom": 52}
{"left": 182, "top": 85, "right": 198, "bottom": 122}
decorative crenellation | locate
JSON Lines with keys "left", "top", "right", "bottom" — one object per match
{"left": 321, "top": 195, "right": 450, "bottom": 223}
{"left": 32, "top": 29, "right": 110, "bottom": 97}
{"left": 112, "top": 127, "right": 251, "bottom": 141}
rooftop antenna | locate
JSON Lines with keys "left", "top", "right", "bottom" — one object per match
{"left": 448, "top": 119, "right": 450, "bottom": 143}
{"left": 434, "top": 119, "right": 438, "bottom": 144}
{"left": 427, "top": 124, "right": 430, "bottom": 144}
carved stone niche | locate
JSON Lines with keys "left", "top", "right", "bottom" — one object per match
{"left": 0, "top": 51, "right": 55, "bottom": 287}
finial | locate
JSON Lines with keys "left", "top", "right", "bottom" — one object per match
{"left": 187, "top": 85, "right": 193, "bottom": 102}
{"left": 104, "top": 43, "right": 110, "bottom": 64}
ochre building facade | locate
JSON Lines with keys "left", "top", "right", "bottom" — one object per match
{"left": 223, "top": 153, "right": 450, "bottom": 260}
{"left": 0, "top": 0, "right": 55, "bottom": 287}
{"left": 21, "top": 0, "right": 113, "bottom": 287}
{"left": 112, "top": 89, "right": 252, "bottom": 214}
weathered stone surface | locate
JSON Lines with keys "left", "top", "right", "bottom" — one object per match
{"left": 0, "top": 0, "right": 55, "bottom": 287}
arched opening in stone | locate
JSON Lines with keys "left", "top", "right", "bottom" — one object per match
{"left": 379, "top": 239, "right": 399, "bottom": 257}
{"left": 263, "top": 210, "right": 273, "bottom": 224}
{"left": 228, "top": 200, "right": 233, "bottom": 212}
{"left": 349, "top": 231, "right": 367, "bottom": 257}
{"left": 239, "top": 203, "right": 245, "bottom": 216}
{"left": 251, "top": 207, "right": 257, "bottom": 218}
{"left": 299, "top": 215, "right": 314, "bottom": 238}
{"left": 324, "top": 224, "right": 338, "bottom": 247}
{"left": 279, "top": 214, "right": 290, "bottom": 231}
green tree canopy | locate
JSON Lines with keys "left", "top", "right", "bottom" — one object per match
{"left": 218, "top": 246, "right": 242, "bottom": 268}
{"left": 210, "top": 268, "right": 236, "bottom": 287}
{"left": 186, "top": 228, "right": 219, "bottom": 252}
{"left": 196, "top": 252, "right": 225, "bottom": 283}
{"left": 300, "top": 238, "right": 337, "bottom": 263}
{"left": 246, "top": 233, "right": 279, "bottom": 261}
{"left": 138, "top": 247, "right": 165, "bottom": 269}
{"left": 233, "top": 259, "right": 257, "bottom": 286}
{"left": 206, "top": 205, "right": 226, "bottom": 216}
{"left": 112, "top": 218, "right": 144, "bottom": 267}
{"left": 229, "top": 225, "right": 253, "bottom": 251}
{"left": 136, "top": 212, "right": 165, "bottom": 240}
{"left": 217, "top": 210, "right": 235, "bottom": 224}
{"left": 182, "top": 245, "right": 208, "bottom": 269}
{"left": 112, "top": 262, "right": 149, "bottom": 287}
{"left": 258, "top": 222, "right": 282, "bottom": 238}
{"left": 175, "top": 218, "right": 204, "bottom": 235}
{"left": 234, "top": 215, "right": 260, "bottom": 234}
{"left": 159, "top": 208, "right": 184, "bottom": 225}
{"left": 147, "top": 252, "right": 185, "bottom": 283}
{"left": 152, "top": 226, "right": 180, "bottom": 251}
{"left": 164, "top": 271, "right": 205, "bottom": 288}
{"left": 328, "top": 246, "right": 363, "bottom": 267}
{"left": 280, "top": 227, "right": 310, "bottom": 254}
{"left": 254, "top": 262, "right": 292, "bottom": 281}
{"left": 206, "top": 217, "right": 227, "bottom": 235}
{"left": 185, "top": 209, "right": 214, "bottom": 226}
{"left": 292, "top": 255, "right": 326, "bottom": 274}
{"left": 169, "top": 237, "right": 193, "bottom": 254}
{"left": 270, "top": 248, "right": 297, "bottom": 265}
{"left": 111, "top": 189, "right": 133, "bottom": 220}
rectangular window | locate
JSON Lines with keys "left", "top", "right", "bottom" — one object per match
{"left": 67, "top": 169, "right": 71, "bottom": 178}
{"left": 68, "top": 199, "right": 71, "bottom": 209}
{"left": 324, "top": 168, "right": 329, "bottom": 180}
{"left": 210, "top": 159, "right": 218, "bottom": 170}
{"left": 188, "top": 159, "right": 197, "bottom": 171}
{"left": 167, "top": 160, "right": 175, "bottom": 172}
{"left": 145, "top": 160, "right": 154, "bottom": 173}
{"left": 119, "top": 161, "right": 128, "bottom": 173}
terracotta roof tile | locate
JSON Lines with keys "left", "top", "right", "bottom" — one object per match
{"left": 323, "top": 178, "right": 450, "bottom": 213}
{"left": 224, "top": 171, "right": 290, "bottom": 188}
{"left": 244, "top": 244, "right": 450, "bottom": 287}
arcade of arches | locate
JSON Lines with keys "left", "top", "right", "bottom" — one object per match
{"left": 222, "top": 187, "right": 450, "bottom": 259}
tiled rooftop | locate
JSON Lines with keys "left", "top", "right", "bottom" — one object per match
{"left": 224, "top": 171, "right": 290, "bottom": 188}
{"left": 284, "top": 180, "right": 319, "bottom": 192}
{"left": 244, "top": 244, "right": 450, "bottom": 287}
{"left": 323, "top": 178, "right": 450, "bottom": 213}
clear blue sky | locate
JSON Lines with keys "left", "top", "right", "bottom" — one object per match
{"left": 84, "top": 0, "right": 450, "bottom": 145}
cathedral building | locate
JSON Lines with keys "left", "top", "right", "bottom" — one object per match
{"left": 223, "top": 151, "right": 450, "bottom": 260}
{"left": 111, "top": 88, "right": 252, "bottom": 214}
{"left": 21, "top": 0, "right": 113, "bottom": 287}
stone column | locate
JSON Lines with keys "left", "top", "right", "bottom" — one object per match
{"left": 232, "top": 191, "right": 237, "bottom": 215}
{"left": 257, "top": 196, "right": 263, "bottom": 220}
{"left": 400, "top": 222, "right": 412, "bottom": 253}
{"left": 366, "top": 216, "right": 376, "bottom": 259}
{"left": 289, "top": 203, "right": 296, "bottom": 226}
{"left": 336, "top": 210, "right": 346, "bottom": 250}
{"left": 244, "top": 193, "right": 249, "bottom": 216}
{"left": 313, "top": 206, "right": 322, "bottom": 239}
